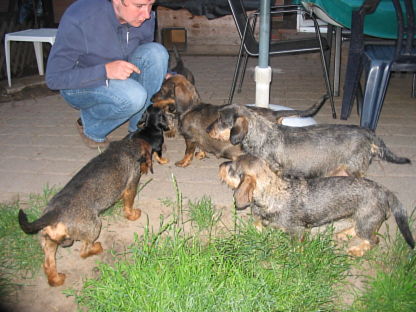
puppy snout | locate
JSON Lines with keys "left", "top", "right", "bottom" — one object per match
{"left": 235, "top": 201, "right": 251, "bottom": 210}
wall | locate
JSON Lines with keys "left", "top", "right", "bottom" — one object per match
{"left": 156, "top": 7, "right": 241, "bottom": 55}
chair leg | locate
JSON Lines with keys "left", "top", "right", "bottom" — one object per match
{"left": 325, "top": 24, "right": 333, "bottom": 74}
{"left": 333, "top": 26, "right": 342, "bottom": 97}
{"left": 313, "top": 17, "right": 336, "bottom": 119}
{"left": 341, "top": 9, "right": 365, "bottom": 120}
{"left": 237, "top": 52, "right": 249, "bottom": 93}
{"left": 360, "top": 61, "right": 391, "bottom": 130}
{"left": 228, "top": 41, "right": 246, "bottom": 105}
{"left": 412, "top": 73, "right": 416, "bottom": 98}
{"left": 340, "top": 53, "right": 363, "bottom": 120}
{"left": 356, "top": 82, "right": 363, "bottom": 116}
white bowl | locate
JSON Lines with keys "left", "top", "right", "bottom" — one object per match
{"left": 245, "top": 103, "right": 317, "bottom": 127}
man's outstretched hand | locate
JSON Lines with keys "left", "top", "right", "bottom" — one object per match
{"left": 105, "top": 60, "right": 140, "bottom": 80}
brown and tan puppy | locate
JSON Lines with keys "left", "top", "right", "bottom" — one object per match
{"left": 17, "top": 110, "right": 170, "bottom": 286}
{"left": 219, "top": 155, "right": 415, "bottom": 256}
{"left": 208, "top": 104, "right": 411, "bottom": 178}
{"left": 151, "top": 74, "right": 327, "bottom": 167}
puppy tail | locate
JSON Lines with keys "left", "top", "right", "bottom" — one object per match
{"left": 296, "top": 94, "right": 328, "bottom": 118}
{"left": 18, "top": 209, "right": 57, "bottom": 234}
{"left": 375, "top": 138, "right": 411, "bottom": 164}
{"left": 273, "top": 94, "right": 327, "bottom": 122}
{"left": 171, "top": 45, "right": 184, "bottom": 73}
{"left": 173, "top": 45, "right": 182, "bottom": 64}
{"left": 389, "top": 193, "right": 415, "bottom": 249}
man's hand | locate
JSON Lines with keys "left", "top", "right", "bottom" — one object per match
{"left": 105, "top": 60, "right": 140, "bottom": 80}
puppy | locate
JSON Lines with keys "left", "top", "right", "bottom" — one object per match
{"left": 151, "top": 74, "right": 327, "bottom": 167}
{"left": 208, "top": 104, "right": 411, "bottom": 178}
{"left": 151, "top": 74, "right": 201, "bottom": 139}
{"left": 170, "top": 45, "right": 195, "bottom": 85}
{"left": 18, "top": 132, "right": 155, "bottom": 286}
{"left": 132, "top": 105, "right": 170, "bottom": 165}
{"left": 219, "top": 155, "right": 415, "bottom": 256}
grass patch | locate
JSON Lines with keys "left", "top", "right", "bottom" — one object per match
{"left": 74, "top": 225, "right": 352, "bottom": 312}
{"left": 347, "top": 221, "right": 416, "bottom": 312}
{"left": 71, "top": 179, "right": 353, "bottom": 312}
{"left": 0, "top": 186, "right": 58, "bottom": 298}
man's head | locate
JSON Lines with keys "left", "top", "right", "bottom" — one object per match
{"left": 113, "top": 0, "right": 155, "bottom": 27}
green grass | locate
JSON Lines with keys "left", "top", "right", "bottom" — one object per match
{"left": 2, "top": 179, "right": 415, "bottom": 311}
{"left": 347, "top": 222, "right": 416, "bottom": 312}
{"left": 71, "top": 179, "right": 353, "bottom": 312}
{"left": 73, "top": 224, "right": 351, "bottom": 312}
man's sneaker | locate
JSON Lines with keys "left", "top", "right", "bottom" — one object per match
{"left": 76, "top": 118, "right": 109, "bottom": 149}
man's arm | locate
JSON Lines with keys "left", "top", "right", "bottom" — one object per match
{"left": 45, "top": 20, "right": 108, "bottom": 90}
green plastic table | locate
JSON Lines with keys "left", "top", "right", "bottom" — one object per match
{"left": 297, "top": 0, "right": 399, "bottom": 39}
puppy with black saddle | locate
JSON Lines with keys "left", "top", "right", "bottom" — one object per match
{"left": 18, "top": 106, "right": 169, "bottom": 287}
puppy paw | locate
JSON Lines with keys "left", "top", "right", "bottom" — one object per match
{"left": 126, "top": 208, "right": 142, "bottom": 221}
{"left": 165, "top": 130, "right": 176, "bottom": 138}
{"left": 175, "top": 159, "right": 190, "bottom": 167}
{"left": 81, "top": 241, "right": 104, "bottom": 258}
{"left": 157, "top": 157, "right": 169, "bottom": 164}
{"left": 91, "top": 242, "right": 104, "bottom": 256}
{"left": 347, "top": 240, "right": 371, "bottom": 257}
{"left": 195, "top": 151, "right": 207, "bottom": 160}
{"left": 48, "top": 272, "right": 66, "bottom": 287}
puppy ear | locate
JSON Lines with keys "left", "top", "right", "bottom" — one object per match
{"left": 230, "top": 116, "right": 248, "bottom": 145}
{"left": 174, "top": 80, "right": 200, "bottom": 113}
{"left": 137, "top": 109, "right": 150, "bottom": 129}
{"left": 234, "top": 175, "right": 255, "bottom": 210}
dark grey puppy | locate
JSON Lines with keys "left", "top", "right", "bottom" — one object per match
{"left": 208, "top": 104, "right": 411, "bottom": 178}
{"left": 170, "top": 45, "right": 195, "bottom": 84}
{"left": 219, "top": 155, "right": 415, "bottom": 256}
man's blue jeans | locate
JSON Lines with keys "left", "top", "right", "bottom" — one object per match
{"left": 60, "top": 42, "right": 169, "bottom": 142}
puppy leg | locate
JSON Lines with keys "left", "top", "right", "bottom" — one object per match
{"left": 165, "top": 129, "right": 176, "bottom": 138}
{"left": 195, "top": 150, "right": 207, "bottom": 160}
{"left": 347, "top": 219, "right": 382, "bottom": 257}
{"left": 80, "top": 241, "right": 103, "bottom": 259}
{"left": 41, "top": 235, "right": 65, "bottom": 287}
{"left": 154, "top": 151, "right": 169, "bottom": 164}
{"left": 335, "top": 226, "right": 357, "bottom": 241}
{"left": 41, "top": 222, "right": 70, "bottom": 286}
{"left": 175, "top": 140, "right": 197, "bottom": 167}
{"left": 122, "top": 181, "right": 141, "bottom": 221}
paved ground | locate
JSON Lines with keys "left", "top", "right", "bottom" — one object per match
{"left": 1, "top": 52, "right": 415, "bottom": 228}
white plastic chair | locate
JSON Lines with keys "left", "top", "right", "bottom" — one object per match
{"left": 5, "top": 28, "right": 58, "bottom": 87}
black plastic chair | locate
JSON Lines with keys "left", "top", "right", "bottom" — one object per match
{"left": 340, "top": 0, "right": 416, "bottom": 130}
{"left": 227, "top": 0, "right": 336, "bottom": 118}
